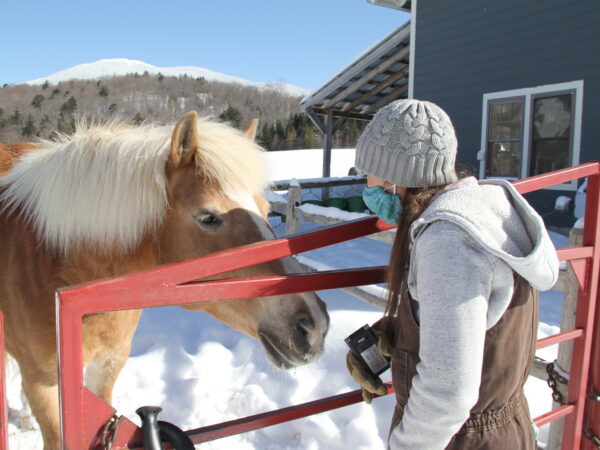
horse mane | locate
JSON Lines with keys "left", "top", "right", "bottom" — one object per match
{"left": 0, "top": 118, "right": 269, "bottom": 255}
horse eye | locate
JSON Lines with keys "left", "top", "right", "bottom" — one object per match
{"left": 192, "top": 212, "right": 222, "bottom": 229}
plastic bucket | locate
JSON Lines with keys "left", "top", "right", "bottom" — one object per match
{"left": 302, "top": 199, "right": 325, "bottom": 207}
{"left": 345, "top": 196, "right": 367, "bottom": 213}
{"left": 324, "top": 197, "right": 347, "bottom": 210}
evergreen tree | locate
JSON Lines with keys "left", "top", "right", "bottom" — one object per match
{"left": 21, "top": 114, "right": 38, "bottom": 137}
{"left": 301, "top": 123, "right": 315, "bottom": 148}
{"left": 31, "top": 94, "right": 45, "bottom": 109}
{"left": 99, "top": 86, "right": 109, "bottom": 97}
{"left": 108, "top": 103, "right": 118, "bottom": 115}
{"left": 285, "top": 119, "right": 297, "bottom": 150}
{"left": 42, "top": 80, "right": 49, "bottom": 90}
{"left": 60, "top": 96, "right": 77, "bottom": 115}
{"left": 275, "top": 120, "right": 285, "bottom": 139}
{"left": 133, "top": 113, "right": 144, "bottom": 125}
{"left": 9, "top": 109, "right": 22, "bottom": 126}
{"left": 50, "top": 88, "right": 60, "bottom": 99}
{"left": 219, "top": 105, "right": 243, "bottom": 129}
{"left": 57, "top": 117, "right": 75, "bottom": 135}
{"left": 39, "top": 114, "right": 50, "bottom": 132}
{"left": 259, "top": 123, "right": 273, "bottom": 150}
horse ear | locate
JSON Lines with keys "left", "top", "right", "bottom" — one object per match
{"left": 243, "top": 119, "right": 259, "bottom": 141}
{"left": 169, "top": 111, "right": 199, "bottom": 168}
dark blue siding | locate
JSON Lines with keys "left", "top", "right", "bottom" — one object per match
{"left": 413, "top": 0, "right": 600, "bottom": 227}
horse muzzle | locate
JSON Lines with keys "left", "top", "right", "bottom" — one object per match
{"left": 257, "top": 296, "right": 329, "bottom": 369}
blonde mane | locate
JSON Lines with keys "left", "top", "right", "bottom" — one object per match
{"left": 0, "top": 118, "right": 269, "bottom": 254}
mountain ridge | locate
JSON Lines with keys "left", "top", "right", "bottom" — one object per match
{"left": 25, "top": 58, "right": 310, "bottom": 98}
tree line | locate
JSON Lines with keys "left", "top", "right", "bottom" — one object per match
{"left": 0, "top": 73, "right": 365, "bottom": 150}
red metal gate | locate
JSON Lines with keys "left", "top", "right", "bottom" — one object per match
{"left": 2, "top": 163, "right": 600, "bottom": 449}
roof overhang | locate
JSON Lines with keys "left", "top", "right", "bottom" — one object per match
{"left": 300, "top": 20, "right": 411, "bottom": 122}
{"left": 366, "top": 0, "right": 411, "bottom": 12}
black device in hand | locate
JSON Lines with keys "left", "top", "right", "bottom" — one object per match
{"left": 345, "top": 324, "right": 390, "bottom": 377}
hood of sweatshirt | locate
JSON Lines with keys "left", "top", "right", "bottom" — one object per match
{"left": 410, "top": 178, "right": 559, "bottom": 291}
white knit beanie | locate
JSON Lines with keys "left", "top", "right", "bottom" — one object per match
{"left": 355, "top": 99, "right": 458, "bottom": 187}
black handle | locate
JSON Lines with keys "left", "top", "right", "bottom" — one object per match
{"left": 136, "top": 406, "right": 163, "bottom": 450}
{"left": 158, "top": 421, "right": 195, "bottom": 450}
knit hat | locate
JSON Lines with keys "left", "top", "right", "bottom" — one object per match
{"left": 355, "top": 99, "right": 458, "bottom": 187}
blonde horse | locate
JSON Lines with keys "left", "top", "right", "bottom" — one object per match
{"left": 0, "top": 112, "right": 329, "bottom": 449}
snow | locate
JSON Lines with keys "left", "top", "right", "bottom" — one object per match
{"left": 7, "top": 148, "right": 571, "bottom": 449}
{"left": 263, "top": 190, "right": 287, "bottom": 204}
{"left": 297, "top": 203, "right": 368, "bottom": 221}
{"left": 554, "top": 195, "right": 572, "bottom": 212}
{"left": 265, "top": 149, "right": 357, "bottom": 180}
{"left": 574, "top": 179, "right": 588, "bottom": 219}
{"left": 24, "top": 58, "right": 309, "bottom": 97}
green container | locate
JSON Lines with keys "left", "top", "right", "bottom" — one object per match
{"left": 345, "top": 196, "right": 367, "bottom": 213}
{"left": 324, "top": 197, "right": 348, "bottom": 210}
{"left": 302, "top": 199, "right": 325, "bottom": 207}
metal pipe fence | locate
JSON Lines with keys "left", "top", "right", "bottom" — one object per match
{"left": 1, "top": 163, "right": 599, "bottom": 449}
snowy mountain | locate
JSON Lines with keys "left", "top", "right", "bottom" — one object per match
{"left": 25, "top": 58, "right": 309, "bottom": 97}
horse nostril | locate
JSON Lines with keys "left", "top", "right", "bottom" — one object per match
{"left": 297, "top": 316, "right": 315, "bottom": 334}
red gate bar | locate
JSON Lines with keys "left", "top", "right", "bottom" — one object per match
{"left": 561, "top": 171, "right": 600, "bottom": 450}
{"left": 57, "top": 216, "right": 394, "bottom": 304}
{"left": 537, "top": 329, "right": 585, "bottom": 350}
{"left": 535, "top": 405, "right": 577, "bottom": 428}
{"left": 512, "top": 161, "right": 600, "bottom": 194}
{"left": 187, "top": 385, "right": 393, "bottom": 445}
{"left": 57, "top": 266, "right": 388, "bottom": 449}
{"left": 58, "top": 267, "right": 388, "bottom": 315}
{"left": 54, "top": 163, "right": 600, "bottom": 449}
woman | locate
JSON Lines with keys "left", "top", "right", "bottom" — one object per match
{"left": 346, "top": 99, "right": 559, "bottom": 449}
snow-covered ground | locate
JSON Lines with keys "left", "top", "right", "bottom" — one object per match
{"left": 7, "top": 149, "right": 569, "bottom": 449}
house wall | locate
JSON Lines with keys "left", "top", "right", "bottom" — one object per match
{"left": 413, "top": 0, "right": 600, "bottom": 228}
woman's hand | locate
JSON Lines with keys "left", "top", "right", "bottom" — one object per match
{"left": 345, "top": 351, "right": 388, "bottom": 404}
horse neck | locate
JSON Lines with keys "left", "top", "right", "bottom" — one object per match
{"left": 62, "top": 237, "right": 159, "bottom": 285}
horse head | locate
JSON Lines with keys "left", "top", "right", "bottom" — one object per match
{"left": 158, "top": 112, "right": 329, "bottom": 368}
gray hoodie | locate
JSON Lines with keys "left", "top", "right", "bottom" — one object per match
{"left": 388, "top": 178, "right": 559, "bottom": 449}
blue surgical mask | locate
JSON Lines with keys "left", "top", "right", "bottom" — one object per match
{"left": 362, "top": 185, "right": 402, "bottom": 225}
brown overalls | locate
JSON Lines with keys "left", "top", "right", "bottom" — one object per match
{"left": 388, "top": 274, "right": 538, "bottom": 449}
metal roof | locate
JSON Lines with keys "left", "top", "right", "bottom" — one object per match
{"left": 300, "top": 20, "right": 411, "bottom": 121}
{"left": 367, "top": 0, "right": 412, "bottom": 12}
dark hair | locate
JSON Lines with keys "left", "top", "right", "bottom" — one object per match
{"left": 382, "top": 171, "right": 470, "bottom": 338}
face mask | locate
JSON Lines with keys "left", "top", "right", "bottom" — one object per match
{"left": 362, "top": 185, "right": 402, "bottom": 225}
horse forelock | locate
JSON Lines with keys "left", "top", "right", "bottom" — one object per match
{"left": 0, "top": 118, "right": 269, "bottom": 256}
{"left": 193, "top": 119, "right": 270, "bottom": 199}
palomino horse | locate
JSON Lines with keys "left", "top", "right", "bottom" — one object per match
{"left": 0, "top": 112, "right": 329, "bottom": 449}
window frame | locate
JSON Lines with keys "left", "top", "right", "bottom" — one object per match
{"left": 485, "top": 96, "right": 525, "bottom": 179}
{"left": 479, "top": 80, "right": 583, "bottom": 190}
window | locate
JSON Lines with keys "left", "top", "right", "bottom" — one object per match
{"left": 480, "top": 81, "right": 583, "bottom": 190}
{"left": 486, "top": 99, "right": 523, "bottom": 178}
{"left": 530, "top": 94, "right": 572, "bottom": 176}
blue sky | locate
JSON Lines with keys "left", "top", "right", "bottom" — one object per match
{"left": 2, "top": 1, "right": 408, "bottom": 89}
